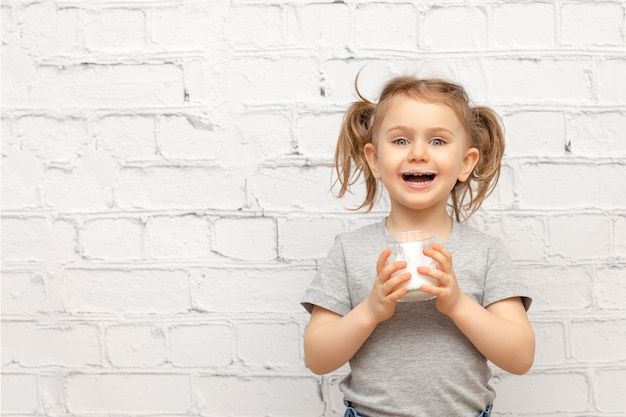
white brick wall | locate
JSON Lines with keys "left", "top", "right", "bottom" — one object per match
{"left": 2, "top": 1, "right": 625, "bottom": 416}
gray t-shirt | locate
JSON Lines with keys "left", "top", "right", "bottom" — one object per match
{"left": 302, "top": 219, "right": 532, "bottom": 417}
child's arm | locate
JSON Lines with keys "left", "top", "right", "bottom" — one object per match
{"left": 420, "top": 243, "right": 535, "bottom": 375}
{"left": 450, "top": 296, "right": 534, "bottom": 375}
{"left": 303, "top": 248, "right": 410, "bottom": 375}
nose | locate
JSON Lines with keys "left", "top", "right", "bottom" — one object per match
{"left": 408, "top": 140, "right": 429, "bottom": 162}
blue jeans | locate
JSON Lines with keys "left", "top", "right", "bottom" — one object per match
{"left": 343, "top": 401, "right": 493, "bottom": 417}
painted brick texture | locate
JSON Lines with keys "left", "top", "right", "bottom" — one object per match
{"left": 2, "top": 1, "right": 626, "bottom": 416}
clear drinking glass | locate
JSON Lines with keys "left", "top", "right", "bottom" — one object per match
{"left": 390, "top": 231, "right": 439, "bottom": 302}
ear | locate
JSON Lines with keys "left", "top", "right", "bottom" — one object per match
{"left": 458, "top": 147, "right": 479, "bottom": 182}
{"left": 364, "top": 143, "right": 381, "bottom": 179}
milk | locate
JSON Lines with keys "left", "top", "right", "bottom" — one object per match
{"left": 391, "top": 232, "right": 439, "bottom": 302}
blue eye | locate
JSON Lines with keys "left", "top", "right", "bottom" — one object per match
{"left": 394, "top": 138, "right": 409, "bottom": 146}
{"left": 430, "top": 138, "right": 445, "bottom": 146}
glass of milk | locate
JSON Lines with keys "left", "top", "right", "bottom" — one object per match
{"left": 390, "top": 231, "right": 439, "bottom": 302}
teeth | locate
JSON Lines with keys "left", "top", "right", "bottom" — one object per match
{"left": 403, "top": 172, "right": 435, "bottom": 182}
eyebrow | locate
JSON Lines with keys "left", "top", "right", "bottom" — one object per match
{"left": 385, "top": 125, "right": 455, "bottom": 136}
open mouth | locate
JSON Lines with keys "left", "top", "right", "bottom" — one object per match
{"left": 402, "top": 172, "right": 436, "bottom": 184}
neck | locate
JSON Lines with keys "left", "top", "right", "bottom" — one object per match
{"left": 385, "top": 203, "right": 454, "bottom": 241}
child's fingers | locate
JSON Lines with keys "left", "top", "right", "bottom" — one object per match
{"left": 376, "top": 247, "right": 405, "bottom": 281}
{"left": 389, "top": 285, "right": 409, "bottom": 301}
{"left": 419, "top": 284, "right": 442, "bottom": 297}
{"left": 418, "top": 266, "right": 447, "bottom": 286}
{"left": 432, "top": 242, "right": 450, "bottom": 257}
{"left": 380, "top": 260, "right": 407, "bottom": 284}
{"left": 375, "top": 247, "right": 392, "bottom": 274}
{"left": 423, "top": 243, "right": 452, "bottom": 271}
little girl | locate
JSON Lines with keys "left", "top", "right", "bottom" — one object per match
{"left": 301, "top": 75, "right": 535, "bottom": 417}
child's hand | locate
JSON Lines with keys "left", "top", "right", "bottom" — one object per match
{"left": 418, "top": 243, "right": 464, "bottom": 315}
{"left": 364, "top": 247, "right": 411, "bottom": 323}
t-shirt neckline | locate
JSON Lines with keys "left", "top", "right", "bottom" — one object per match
{"left": 380, "top": 217, "right": 458, "bottom": 246}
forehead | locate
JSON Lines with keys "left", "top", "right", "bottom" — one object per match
{"left": 377, "top": 95, "right": 465, "bottom": 132}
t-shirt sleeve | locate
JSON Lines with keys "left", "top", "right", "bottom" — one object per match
{"left": 301, "top": 236, "right": 353, "bottom": 316}
{"left": 482, "top": 240, "right": 532, "bottom": 311}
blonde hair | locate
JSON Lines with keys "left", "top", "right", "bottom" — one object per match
{"left": 333, "top": 75, "right": 505, "bottom": 222}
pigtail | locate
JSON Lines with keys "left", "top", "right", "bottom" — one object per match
{"left": 452, "top": 106, "right": 505, "bottom": 221}
{"left": 332, "top": 87, "right": 378, "bottom": 211}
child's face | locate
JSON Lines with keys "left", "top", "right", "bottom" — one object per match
{"left": 364, "top": 95, "right": 479, "bottom": 215}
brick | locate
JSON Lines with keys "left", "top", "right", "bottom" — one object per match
{"left": 238, "top": 322, "right": 300, "bottom": 366}
{"left": 214, "top": 217, "right": 277, "bottom": 261}
{"left": 323, "top": 59, "right": 397, "bottom": 102}
{"left": 503, "top": 111, "right": 566, "bottom": 156}
{"left": 83, "top": 9, "right": 146, "bottom": 52}
{"left": 533, "top": 322, "right": 566, "bottom": 365}
{"left": 598, "top": 59, "right": 626, "bottom": 103}
{"left": 218, "top": 57, "right": 320, "bottom": 103}
{"left": 1, "top": 374, "right": 38, "bottom": 413}
{"left": 117, "top": 166, "right": 245, "bottom": 210}
{"left": 614, "top": 217, "right": 626, "bottom": 258}
{"left": 295, "top": 111, "right": 343, "bottom": 159}
{"left": 44, "top": 150, "right": 118, "bottom": 212}
{"left": 195, "top": 376, "right": 324, "bottom": 416}
{"left": 595, "top": 369, "right": 626, "bottom": 412}
{"left": 150, "top": 6, "right": 219, "bottom": 50}
{"left": 39, "top": 374, "right": 64, "bottom": 416}
{"left": 291, "top": 3, "right": 350, "bottom": 47}
{"left": 568, "top": 112, "right": 626, "bottom": 157}
{"left": 423, "top": 6, "right": 487, "bottom": 50}
{"left": 63, "top": 269, "right": 189, "bottom": 314}
{"left": 80, "top": 218, "right": 143, "bottom": 260}
{"left": 518, "top": 163, "right": 626, "bottom": 209}
{"left": 483, "top": 215, "right": 545, "bottom": 261}
{"left": 1, "top": 116, "right": 17, "bottom": 152}
{"left": 485, "top": 58, "right": 591, "bottom": 104}
{"left": 480, "top": 164, "right": 515, "bottom": 210}
{"left": 157, "top": 115, "right": 218, "bottom": 160}
{"left": 4, "top": 64, "right": 184, "bottom": 108}
{"left": 1, "top": 272, "right": 49, "bottom": 315}
{"left": 328, "top": 373, "right": 350, "bottom": 414}
{"left": 1, "top": 151, "right": 43, "bottom": 209}
{"left": 147, "top": 215, "right": 211, "bottom": 260}
{"left": 1, "top": 6, "right": 16, "bottom": 41}
{"left": 227, "top": 111, "right": 293, "bottom": 164}
{"left": 562, "top": 3, "right": 623, "bottom": 45}
{"left": 225, "top": 5, "right": 282, "bottom": 49}
{"left": 278, "top": 217, "right": 344, "bottom": 260}
{"left": 251, "top": 164, "right": 363, "bottom": 211}
{"left": 459, "top": 58, "right": 509, "bottom": 105}
{"left": 1, "top": 216, "right": 77, "bottom": 263}
{"left": 493, "top": 372, "right": 588, "bottom": 413}
{"left": 16, "top": 116, "right": 89, "bottom": 162}
{"left": 183, "top": 58, "right": 212, "bottom": 105}
{"left": 596, "top": 266, "right": 626, "bottom": 310}
{"left": 548, "top": 214, "right": 610, "bottom": 260}
{"left": 96, "top": 115, "right": 157, "bottom": 161}
{"left": 570, "top": 320, "right": 626, "bottom": 363}
{"left": 170, "top": 324, "right": 232, "bottom": 367}
{"left": 66, "top": 374, "right": 191, "bottom": 413}
{"left": 356, "top": 3, "right": 418, "bottom": 50}
{"left": 191, "top": 267, "right": 314, "bottom": 314}
{"left": 518, "top": 265, "right": 592, "bottom": 312}
{"left": 19, "top": 3, "right": 79, "bottom": 56}
{"left": 1, "top": 45, "right": 37, "bottom": 97}
{"left": 493, "top": 3, "right": 556, "bottom": 48}
{"left": 2, "top": 322, "right": 100, "bottom": 367}
{"left": 106, "top": 324, "right": 166, "bottom": 367}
